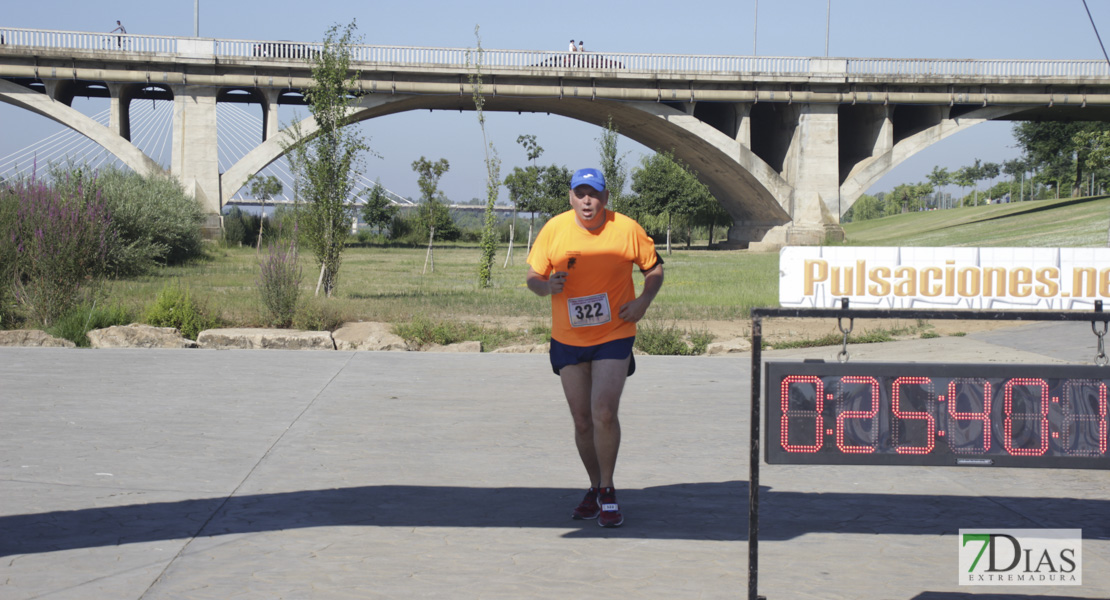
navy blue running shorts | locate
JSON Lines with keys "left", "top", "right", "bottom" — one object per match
{"left": 549, "top": 336, "right": 636, "bottom": 376}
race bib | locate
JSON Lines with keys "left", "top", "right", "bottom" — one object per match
{"left": 567, "top": 293, "right": 611, "bottom": 328}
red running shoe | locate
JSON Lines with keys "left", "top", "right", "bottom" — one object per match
{"left": 597, "top": 487, "right": 624, "bottom": 528}
{"left": 571, "top": 487, "right": 600, "bottom": 520}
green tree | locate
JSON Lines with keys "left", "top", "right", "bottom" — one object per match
{"left": 360, "top": 179, "right": 398, "bottom": 235}
{"left": 631, "top": 151, "right": 712, "bottom": 253}
{"left": 412, "top": 157, "right": 453, "bottom": 273}
{"left": 953, "top": 161, "right": 980, "bottom": 206}
{"left": 538, "top": 165, "right": 572, "bottom": 216}
{"left": 287, "top": 21, "right": 368, "bottom": 297}
{"left": 1013, "top": 122, "right": 1110, "bottom": 197}
{"left": 516, "top": 134, "right": 544, "bottom": 253}
{"left": 598, "top": 116, "right": 631, "bottom": 215}
{"left": 977, "top": 162, "right": 1001, "bottom": 202}
{"left": 505, "top": 166, "right": 543, "bottom": 251}
{"left": 888, "top": 182, "right": 934, "bottom": 213}
{"left": 518, "top": 134, "right": 543, "bottom": 166}
{"left": 469, "top": 26, "right": 501, "bottom": 288}
{"left": 845, "top": 193, "right": 883, "bottom": 222}
{"left": 926, "top": 166, "right": 951, "bottom": 209}
{"left": 691, "top": 189, "right": 732, "bottom": 245}
{"left": 247, "top": 174, "right": 283, "bottom": 250}
{"left": 1002, "top": 157, "right": 1029, "bottom": 202}
{"left": 1072, "top": 129, "right": 1110, "bottom": 196}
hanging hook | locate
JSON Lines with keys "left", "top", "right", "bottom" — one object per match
{"left": 837, "top": 317, "right": 854, "bottom": 363}
{"left": 1092, "top": 320, "right": 1108, "bottom": 366}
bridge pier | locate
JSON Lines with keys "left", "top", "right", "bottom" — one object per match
{"left": 107, "top": 83, "right": 132, "bottom": 141}
{"left": 171, "top": 85, "right": 223, "bottom": 238}
{"left": 740, "top": 102, "right": 845, "bottom": 249}
{"left": 262, "top": 89, "right": 281, "bottom": 142}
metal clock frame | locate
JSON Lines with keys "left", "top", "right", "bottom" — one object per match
{"left": 746, "top": 300, "right": 1110, "bottom": 600}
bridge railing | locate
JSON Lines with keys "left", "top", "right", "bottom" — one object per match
{"left": 212, "top": 41, "right": 819, "bottom": 74}
{"left": 0, "top": 27, "right": 177, "bottom": 54}
{"left": 847, "top": 57, "right": 1110, "bottom": 78}
{"left": 3, "top": 26, "right": 1109, "bottom": 79}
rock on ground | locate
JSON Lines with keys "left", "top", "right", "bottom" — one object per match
{"left": 332, "top": 322, "right": 412, "bottom": 351}
{"left": 705, "top": 338, "right": 752, "bottom": 355}
{"left": 197, "top": 328, "right": 336, "bottom": 350}
{"left": 423, "top": 341, "right": 482, "bottom": 353}
{"left": 88, "top": 324, "right": 198, "bottom": 349}
{"left": 0, "top": 330, "right": 76, "bottom": 348}
{"left": 490, "top": 343, "right": 549, "bottom": 354}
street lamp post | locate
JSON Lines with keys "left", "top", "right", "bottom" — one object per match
{"left": 825, "top": 0, "right": 831, "bottom": 57}
{"left": 753, "top": 0, "right": 758, "bottom": 55}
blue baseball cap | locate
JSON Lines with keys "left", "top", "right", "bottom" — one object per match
{"left": 570, "top": 168, "right": 606, "bottom": 192}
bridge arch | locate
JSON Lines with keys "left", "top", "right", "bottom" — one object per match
{"left": 222, "top": 93, "right": 794, "bottom": 239}
{"left": 839, "top": 105, "right": 1030, "bottom": 214}
{"left": 0, "top": 77, "right": 164, "bottom": 177}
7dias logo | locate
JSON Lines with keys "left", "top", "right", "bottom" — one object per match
{"left": 959, "top": 529, "right": 1082, "bottom": 585}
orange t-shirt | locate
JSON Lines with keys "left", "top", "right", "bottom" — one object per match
{"left": 527, "top": 209, "right": 660, "bottom": 346}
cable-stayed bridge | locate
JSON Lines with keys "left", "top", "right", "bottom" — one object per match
{"left": 0, "top": 99, "right": 414, "bottom": 209}
{"left": 2, "top": 26, "right": 1109, "bottom": 247}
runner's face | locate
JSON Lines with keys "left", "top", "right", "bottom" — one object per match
{"left": 569, "top": 185, "right": 609, "bottom": 228}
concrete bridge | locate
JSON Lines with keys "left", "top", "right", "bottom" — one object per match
{"left": 3, "top": 27, "right": 1110, "bottom": 248}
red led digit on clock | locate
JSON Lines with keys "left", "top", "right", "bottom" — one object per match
{"left": 947, "top": 379, "right": 991, "bottom": 454}
{"left": 836, "top": 376, "right": 880, "bottom": 453}
{"left": 1061, "top": 380, "right": 1109, "bottom": 456}
{"left": 780, "top": 375, "right": 823, "bottom": 452}
{"left": 1002, "top": 378, "right": 1049, "bottom": 456}
{"left": 891, "top": 377, "right": 936, "bottom": 454}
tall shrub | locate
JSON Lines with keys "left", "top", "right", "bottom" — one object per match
{"left": 49, "top": 164, "right": 204, "bottom": 275}
{"left": 258, "top": 235, "right": 303, "bottom": 327}
{"left": 5, "top": 177, "right": 115, "bottom": 326}
{"left": 0, "top": 187, "right": 19, "bottom": 326}
{"left": 222, "top": 206, "right": 249, "bottom": 246}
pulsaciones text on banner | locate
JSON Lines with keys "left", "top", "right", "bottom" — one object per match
{"left": 780, "top": 247, "right": 1110, "bottom": 310}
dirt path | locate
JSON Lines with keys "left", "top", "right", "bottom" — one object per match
{"left": 474, "top": 315, "right": 1031, "bottom": 346}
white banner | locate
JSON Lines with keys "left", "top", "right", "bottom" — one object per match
{"left": 780, "top": 247, "right": 1110, "bottom": 310}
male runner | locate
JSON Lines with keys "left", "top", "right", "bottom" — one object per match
{"left": 525, "top": 167, "right": 664, "bottom": 528}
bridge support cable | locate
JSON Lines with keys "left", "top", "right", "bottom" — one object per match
{"left": 0, "top": 98, "right": 175, "bottom": 181}
{"left": 126, "top": 99, "right": 173, "bottom": 166}
{"left": 0, "top": 107, "right": 113, "bottom": 178}
{"left": 217, "top": 105, "right": 265, "bottom": 172}
{"left": 1083, "top": 0, "right": 1110, "bottom": 68}
{"left": 0, "top": 125, "right": 87, "bottom": 175}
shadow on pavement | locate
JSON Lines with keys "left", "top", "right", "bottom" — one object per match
{"left": 2, "top": 481, "right": 1106, "bottom": 555}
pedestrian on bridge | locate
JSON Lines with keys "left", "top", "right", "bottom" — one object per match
{"left": 525, "top": 168, "right": 664, "bottom": 528}
{"left": 110, "top": 20, "right": 127, "bottom": 48}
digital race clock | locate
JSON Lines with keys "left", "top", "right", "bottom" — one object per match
{"left": 765, "top": 361, "right": 1110, "bottom": 469}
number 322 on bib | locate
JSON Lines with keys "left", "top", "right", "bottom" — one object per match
{"left": 568, "top": 293, "right": 611, "bottom": 328}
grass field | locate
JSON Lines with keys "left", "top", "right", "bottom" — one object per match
{"left": 841, "top": 195, "right": 1110, "bottom": 247}
{"left": 98, "top": 244, "right": 779, "bottom": 343}
{"left": 34, "top": 195, "right": 1110, "bottom": 350}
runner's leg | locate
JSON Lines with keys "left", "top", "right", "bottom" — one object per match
{"left": 560, "top": 362, "right": 601, "bottom": 486}
{"left": 588, "top": 357, "right": 630, "bottom": 488}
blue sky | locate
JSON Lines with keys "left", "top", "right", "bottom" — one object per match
{"left": 3, "top": 0, "right": 1110, "bottom": 202}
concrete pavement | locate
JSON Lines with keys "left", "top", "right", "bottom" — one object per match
{"left": 0, "top": 323, "right": 1107, "bottom": 599}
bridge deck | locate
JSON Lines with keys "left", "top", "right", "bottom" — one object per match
{"left": 2, "top": 26, "right": 1109, "bottom": 81}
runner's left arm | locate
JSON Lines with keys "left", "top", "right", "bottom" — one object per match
{"left": 618, "top": 262, "right": 663, "bottom": 323}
